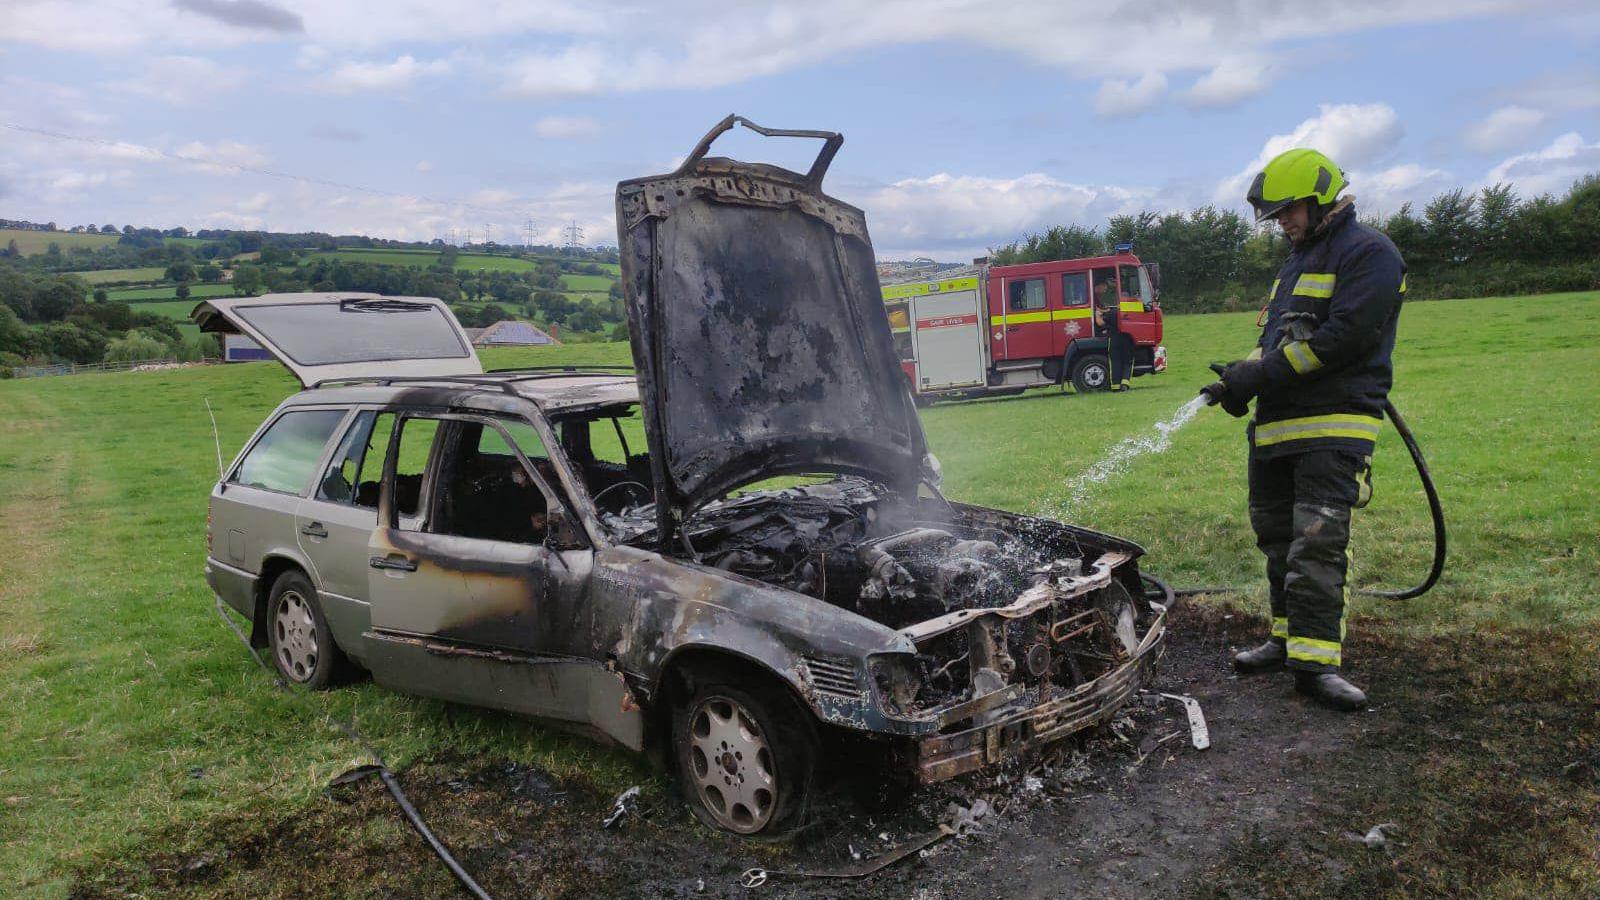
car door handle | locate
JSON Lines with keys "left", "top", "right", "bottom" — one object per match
{"left": 369, "top": 554, "right": 418, "bottom": 572}
{"left": 301, "top": 522, "right": 328, "bottom": 539}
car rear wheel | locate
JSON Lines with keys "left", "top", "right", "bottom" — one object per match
{"left": 1071, "top": 353, "right": 1111, "bottom": 393}
{"left": 673, "top": 678, "right": 816, "bottom": 835}
{"left": 266, "top": 570, "right": 343, "bottom": 689}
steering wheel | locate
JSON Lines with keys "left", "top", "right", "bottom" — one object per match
{"left": 592, "top": 480, "right": 652, "bottom": 510}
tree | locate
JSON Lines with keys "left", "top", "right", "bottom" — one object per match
{"left": 0, "top": 305, "right": 27, "bottom": 354}
{"left": 103, "top": 333, "right": 170, "bottom": 364}
{"left": 175, "top": 283, "right": 191, "bottom": 300}
{"left": 197, "top": 264, "right": 223, "bottom": 283}
{"left": 100, "top": 224, "right": 119, "bottom": 234}
{"left": 93, "top": 289, "right": 108, "bottom": 303}
{"left": 232, "top": 264, "right": 263, "bottom": 296}
{"left": 164, "top": 261, "right": 196, "bottom": 283}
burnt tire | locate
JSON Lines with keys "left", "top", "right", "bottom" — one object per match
{"left": 265, "top": 569, "right": 344, "bottom": 690}
{"left": 1071, "top": 353, "right": 1112, "bottom": 393}
{"left": 672, "top": 675, "right": 817, "bottom": 836}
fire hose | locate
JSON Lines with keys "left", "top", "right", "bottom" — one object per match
{"left": 1172, "top": 388, "right": 1446, "bottom": 601}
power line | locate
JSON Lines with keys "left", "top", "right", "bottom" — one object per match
{"left": 4, "top": 122, "right": 533, "bottom": 219}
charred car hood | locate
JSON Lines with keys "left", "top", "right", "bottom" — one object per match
{"left": 616, "top": 116, "right": 926, "bottom": 530}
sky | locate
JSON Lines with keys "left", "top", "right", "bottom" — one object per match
{"left": 2, "top": 0, "right": 1598, "bottom": 260}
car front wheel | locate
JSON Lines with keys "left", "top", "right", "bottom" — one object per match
{"left": 266, "top": 570, "right": 342, "bottom": 689}
{"left": 673, "top": 678, "right": 816, "bottom": 835}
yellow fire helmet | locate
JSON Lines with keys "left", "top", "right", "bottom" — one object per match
{"left": 1246, "top": 148, "right": 1347, "bottom": 222}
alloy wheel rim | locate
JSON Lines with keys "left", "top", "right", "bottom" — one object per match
{"left": 686, "top": 695, "right": 776, "bottom": 833}
{"left": 273, "top": 591, "right": 319, "bottom": 681}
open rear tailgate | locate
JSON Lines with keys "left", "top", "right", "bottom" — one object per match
{"left": 192, "top": 293, "right": 482, "bottom": 387}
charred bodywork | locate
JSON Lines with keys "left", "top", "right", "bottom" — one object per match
{"left": 198, "top": 116, "right": 1164, "bottom": 834}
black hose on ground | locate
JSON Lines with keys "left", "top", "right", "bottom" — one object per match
{"left": 214, "top": 598, "right": 494, "bottom": 900}
{"left": 1163, "top": 399, "right": 1446, "bottom": 601}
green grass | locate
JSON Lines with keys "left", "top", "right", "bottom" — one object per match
{"left": 75, "top": 267, "right": 166, "bottom": 285}
{"left": 1, "top": 291, "right": 1596, "bottom": 894}
{"left": 105, "top": 284, "right": 236, "bottom": 302}
{"left": 306, "top": 249, "right": 545, "bottom": 274}
{"left": 560, "top": 273, "right": 613, "bottom": 291}
{"left": 0, "top": 228, "right": 119, "bottom": 255}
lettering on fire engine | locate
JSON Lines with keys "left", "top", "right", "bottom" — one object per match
{"left": 916, "top": 314, "right": 980, "bottom": 330}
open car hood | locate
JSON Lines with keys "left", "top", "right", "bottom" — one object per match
{"left": 192, "top": 293, "right": 482, "bottom": 387}
{"left": 616, "top": 116, "right": 927, "bottom": 533}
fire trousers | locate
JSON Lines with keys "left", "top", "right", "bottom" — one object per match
{"left": 1247, "top": 449, "right": 1372, "bottom": 672}
{"left": 1108, "top": 331, "right": 1134, "bottom": 388}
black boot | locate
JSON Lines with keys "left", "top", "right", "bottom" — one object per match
{"left": 1294, "top": 671, "right": 1368, "bottom": 711}
{"left": 1232, "top": 639, "right": 1286, "bottom": 674}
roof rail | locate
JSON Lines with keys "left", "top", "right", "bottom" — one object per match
{"left": 487, "top": 364, "right": 635, "bottom": 374}
{"left": 312, "top": 374, "right": 522, "bottom": 394}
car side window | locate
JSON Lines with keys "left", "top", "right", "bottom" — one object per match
{"left": 392, "top": 416, "right": 443, "bottom": 524}
{"left": 233, "top": 409, "right": 347, "bottom": 495}
{"left": 1008, "top": 278, "right": 1045, "bottom": 312}
{"left": 316, "top": 411, "right": 399, "bottom": 508}
{"left": 432, "top": 420, "right": 552, "bottom": 544}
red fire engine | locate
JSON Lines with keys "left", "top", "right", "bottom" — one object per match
{"left": 882, "top": 247, "right": 1166, "bottom": 402}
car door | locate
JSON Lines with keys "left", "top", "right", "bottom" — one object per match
{"left": 293, "top": 409, "right": 396, "bottom": 659}
{"left": 360, "top": 412, "right": 637, "bottom": 744}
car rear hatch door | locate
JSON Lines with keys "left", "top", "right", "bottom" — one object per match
{"left": 616, "top": 115, "right": 927, "bottom": 532}
{"left": 191, "top": 293, "right": 482, "bottom": 387}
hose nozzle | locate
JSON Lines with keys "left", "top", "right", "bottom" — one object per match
{"left": 1198, "top": 362, "right": 1230, "bottom": 406}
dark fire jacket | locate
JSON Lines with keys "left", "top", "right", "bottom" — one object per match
{"left": 1250, "top": 202, "right": 1408, "bottom": 459}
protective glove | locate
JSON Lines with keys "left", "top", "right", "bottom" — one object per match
{"left": 1219, "top": 357, "right": 1266, "bottom": 402}
{"left": 1200, "top": 362, "right": 1251, "bottom": 418}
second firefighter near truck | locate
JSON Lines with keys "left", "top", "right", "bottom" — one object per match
{"left": 1209, "top": 147, "right": 1408, "bottom": 712}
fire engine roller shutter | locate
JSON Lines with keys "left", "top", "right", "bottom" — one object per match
{"left": 910, "top": 287, "right": 986, "bottom": 390}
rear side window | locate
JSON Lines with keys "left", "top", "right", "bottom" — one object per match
{"left": 1008, "top": 278, "right": 1045, "bottom": 311}
{"left": 234, "top": 409, "right": 346, "bottom": 495}
{"left": 1062, "top": 272, "right": 1089, "bottom": 306}
{"left": 393, "top": 417, "right": 443, "bottom": 520}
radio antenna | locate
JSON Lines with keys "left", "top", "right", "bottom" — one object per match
{"left": 204, "top": 398, "right": 224, "bottom": 482}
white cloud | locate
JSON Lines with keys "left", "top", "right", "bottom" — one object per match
{"left": 1352, "top": 163, "right": 1450, "bottom": 214}
{"left": 1215, "top": 103, "right": 1404, "bottom": 205}
{"left": 49, "top": 171, "right": 112, "bottom": 191}
{"left": 118, "top": 55, "right": 250, "bottom": 105}
{"left": 1462, "top": 106, "right": 1547, "bottom": 155}
{"left": 1485, "top": 132, "right": 1600, "bottom": 196}
{"left": 1186, "top": 57, "right": 1272, "bottom": 109}
{"left": 850, "top": 172, "right": 1158, "bottom": 259}
{"left": 1093, "top": 72, "right": 1166, "bottom": 118}
{"left": 534, "top": 115, "right": 602, "bottom": 139}
{"left": 415, "top": 160, "right": 434, "bottom": 173}
{"left": 173, "top": 139, "right": 271, "bottom": 174}
{"left": 1501, "top": 66, "right": 1600, "bottom": 112}
{"left": 321, "top": 55, "right": 452, "bottom": 92}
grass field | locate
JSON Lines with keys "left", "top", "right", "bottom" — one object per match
{"left": 0, "top": 228, "right": 121, "bottom": 256}
{"left": 75, "top": 267, "right": 166, "bottom": 285}
{"left": 305, "top": 248, "right": 556, "bottom": 275}
{"left": 560, "top": 273, "right": 613, "bottom": 291}
{"left": 2, "top": 292, "right": 1596, "bottom": 895}
{"left": 105, "top": 284, "right": 236, "bottom": 302}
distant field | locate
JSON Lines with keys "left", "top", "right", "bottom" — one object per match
{"left": 308, "top": 249, "right": 441, "bottom": 267}
{"left": 1, "top": 228, "right": 119, "bottom": 256}
{"left": 561, "top": 273, "right": 613, "bottom": 291}
{"left": 107, "top": 284, "right": 236, "bottom": 301}
{"left": 77, "top": 267, "right": 166, "bottom": 285}
{"left": 456, "top": 253, "right": 537, "bottom": 273}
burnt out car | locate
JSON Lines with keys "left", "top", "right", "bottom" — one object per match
{"left": 197, "top": 117, "right": 1165, "bottom": 836}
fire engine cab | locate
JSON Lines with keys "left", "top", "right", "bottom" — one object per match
{"left": 882, "top": 248, "right": 1166, "bottom": 402}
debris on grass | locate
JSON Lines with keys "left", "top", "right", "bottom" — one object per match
{"left": 1344, "top": 823, "right": 1400, "bottom": 850}
{"left": 602, "top": 785, "right": 641, "bottom": 829}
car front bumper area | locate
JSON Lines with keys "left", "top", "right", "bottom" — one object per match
{"left": 912, "top": 602, "right": 1167, "bottom": 784}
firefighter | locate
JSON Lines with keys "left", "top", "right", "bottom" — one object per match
{"left": 1209, "top": 147, "right": 1407, "bottom": 712}
{"left": 1094, "top": 278, "right": 1133, "bottom": 391}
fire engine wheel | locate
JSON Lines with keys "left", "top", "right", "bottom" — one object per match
{"left": 1071, "top": 354, "right": 1112, "bottom": 393}
{"left": 673, "top": 677, "right": 817, "bottom": 835}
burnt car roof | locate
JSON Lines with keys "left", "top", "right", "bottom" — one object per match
{"left": 290, "top": 371, "right": 640, "bottom": 413}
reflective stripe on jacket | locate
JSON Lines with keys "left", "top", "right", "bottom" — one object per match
{"left": 1250, "top": 202, "right": 1407, "bottom": 459}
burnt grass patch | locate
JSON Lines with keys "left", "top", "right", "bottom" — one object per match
{"left": 71, "top": 603, "right": 1600, "bottom": 899}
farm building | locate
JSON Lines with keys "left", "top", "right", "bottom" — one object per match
{"left": 465, "top": 320, "right": 560, "bottom": 348}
